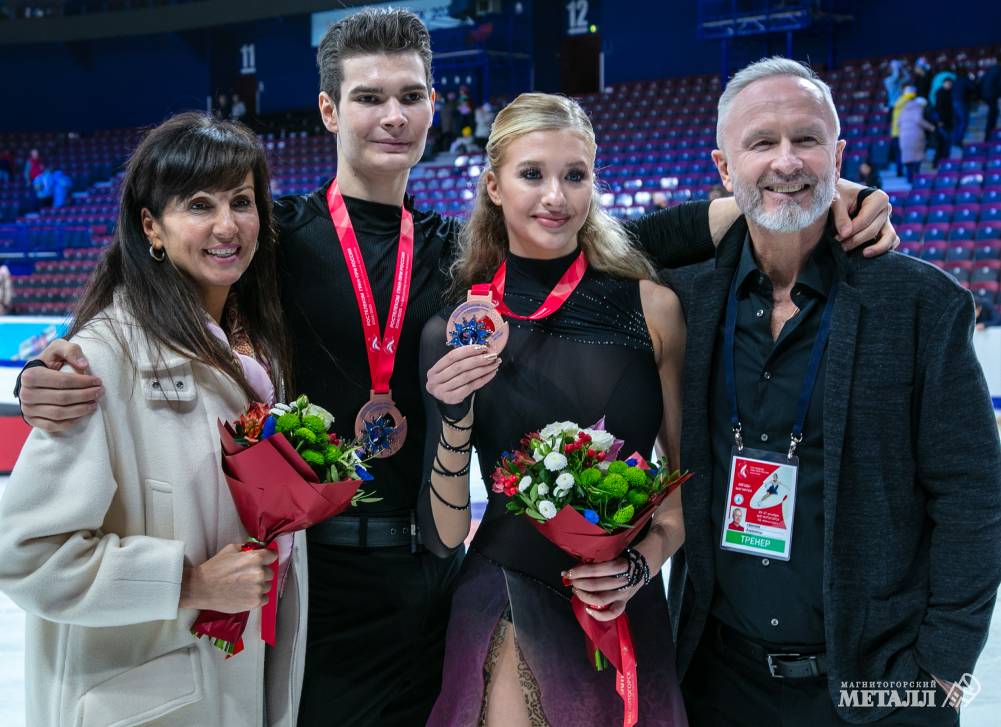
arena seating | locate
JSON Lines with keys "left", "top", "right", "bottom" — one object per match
{"left": 3, "top": 44, "right": 1000, "bottom": 315}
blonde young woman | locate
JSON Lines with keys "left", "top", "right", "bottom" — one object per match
{"left": 417, "top": 93, "right": 689, "bottom": 726}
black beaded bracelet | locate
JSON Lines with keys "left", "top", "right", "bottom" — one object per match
{"left": 439, "top": 434, "right": 472, "bottom": 454}
{"left": 429, "top": 482, "right": 470, "bottom": 511}
{"left": 432, "top": 454, "right": 470, "bottom": 477}
{"left": 623, "top": 547, "right": 651, "bottom": 588}
{"left": 442, "top": 416, "right": 472, "bottom": 432}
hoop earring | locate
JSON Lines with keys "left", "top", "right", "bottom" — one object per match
{"left": 149, "top": 244, "right": 165, "bottom": 262}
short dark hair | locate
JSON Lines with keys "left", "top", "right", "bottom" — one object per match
{"left": 316, "top": 7, "right": 433, "bottom": 106}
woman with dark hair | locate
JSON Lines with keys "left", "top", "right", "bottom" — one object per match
{"left": 0, "top": 112, "right": 305, "bottom": 727}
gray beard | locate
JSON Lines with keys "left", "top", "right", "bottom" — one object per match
{"left": 734, "top": 173, "right": 836, "bottom": 233}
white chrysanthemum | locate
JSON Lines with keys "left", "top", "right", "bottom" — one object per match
{"left": 555, "top": 472, "right": 575, "bottom": 491}
{"left": 544, "top": 452, "right": 568, "bottom": 471}
{"left": 518, "top": 476, "right": 533, "bottom": 492}
{"left": 581, "top": 428, "right": 615, "bottom": 452}
{"left": 539, "top": 421, "right": 579, "bottom": 440}
{"left": 538, "top": 500, "right": 558, "bottom": 519}
{"left": 537, "top": 483, "right": 549, "bottom": 495}
{"left": 304, "top": 403, "right": 335, "bottom": 429}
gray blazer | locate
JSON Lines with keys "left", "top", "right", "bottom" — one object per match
{"left": 666, "top": 217, "right": 1001, "bottom": 723}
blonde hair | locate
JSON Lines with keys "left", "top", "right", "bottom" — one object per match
{"left": 450, "top": 92, "right": 655, "bottom": 297}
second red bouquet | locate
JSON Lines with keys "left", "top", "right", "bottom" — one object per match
{"left": 192, "top": 395, "right": 379, "bottom": 656}
{"left": 492, "top": 418, "right": 691, "bottom": 727}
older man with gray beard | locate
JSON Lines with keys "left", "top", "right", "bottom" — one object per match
{"left": 666, "top": 57, "right": 1001, "bottom": 726}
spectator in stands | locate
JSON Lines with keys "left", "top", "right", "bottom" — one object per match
{"left": 0, "top": 263, "right": 12, "bottom": 315}
{"left": 883, "top": 59, "right": 909, "bottom": 110}
{"left": 439, "top": 90, "right": 460, "bottom": 151}
{"left": 214, "top": 91, "right": 230, "bottom": 120}
{"left": 31, "top": 168, "right": 54, "bottom": 208}
{"left": 932, "top": 77, "right": 954, "bottom": 166}
{"left": 912, "top": 56, "right": 932, "bottom": 98}
{"left": 0, "top": 112, "right": 304, "bottom": 727}
{"left": 50, "top": 168, "right": 72, "bottom": 208}
{"left": 23, "top": 148, "right": 43, "bottom": 183}
{"left": 981, "top": 61, "right": 1001, "bottom": 141}
{"left": 708, "top": 183, "right": 730, "bottom": 200}
{"left": 473, "top": 100, "right": 495, "bottom": 146}
{"left": 457, "top": 91, "right": 475, "bottom": 131}
{"left": 0, "top": 148, "right": 11, "bottom": 183}
{"left": 858, "top": 160, "right": 883, "bottom": 189}
{"left": 899, "top": 96, "right": 935, "bottom": 183}
{"left": 891, "top": 85, "right": 916, "bottom": 176}
{"left": 231, "top": 93, "right": 247, "bottom": 122}
{"left": 952, "top": 62, "right": 976, "bottom": 149}
{"left": 449, "top": 125, "right": 478, "bottom": 153}
{"left": 976, "top": 299, "right": 1000, "bottom": 330}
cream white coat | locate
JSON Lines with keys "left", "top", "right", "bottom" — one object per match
{"left": 0, "top": 305, "right": 308, "bottom": 727}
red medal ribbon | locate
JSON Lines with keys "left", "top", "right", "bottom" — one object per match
{"left": 471, "top": 250, "right": 588, "bottom": 321}
{"left": 327, "top": 179, "right": 414, "bottom": 394}
{"left": 571, "top": 596, "right": 640, "bottom": 727}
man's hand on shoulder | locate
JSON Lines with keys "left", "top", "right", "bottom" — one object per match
{"left": 17, "top": 339, "right": 103, "bottom": 433}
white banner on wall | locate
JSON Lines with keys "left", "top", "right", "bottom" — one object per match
{"left": 311, "top": 0, "right": 463, "bottom": 47}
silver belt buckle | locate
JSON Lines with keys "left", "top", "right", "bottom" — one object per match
{"left": 767, "top": 652, "right": 800, "bottom": 678}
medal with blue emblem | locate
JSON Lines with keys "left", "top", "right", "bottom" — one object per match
{"left": 354, "top": 391, "right": 408, "bottom": 460}
{"left": 328, "top": 178, "right": 413, "bottom": 459}
{"left": 445, "top": 289, "right": 509, "bottom": 353}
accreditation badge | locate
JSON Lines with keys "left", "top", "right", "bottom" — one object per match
{"left": 720, "top": 447, "right": 797, "bottom": 561}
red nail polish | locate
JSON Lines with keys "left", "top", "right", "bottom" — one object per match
{"left": 561, "top": 576, "right": 571, "bottom": 587}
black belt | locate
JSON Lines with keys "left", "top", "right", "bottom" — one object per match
{"left": 712, "top": 618, "right": 827, "bottom": 680}
{"left": 308, "top": 512, "right": 424, "bottom": 553}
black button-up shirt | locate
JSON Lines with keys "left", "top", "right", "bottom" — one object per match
{"left": 709, "top": 233, "right": 835, "bottom": 647}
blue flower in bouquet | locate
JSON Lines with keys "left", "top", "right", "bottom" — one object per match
{"left": 363, "top": 414, "right": 396, "bottom": 455}
{"left": 355, "top": 464, "right": 374, "bottom": 481}
{"left": 260, "top": 415, "right": 277, "bottom": 440}
{"left": 583, "top": 509, "right": 600, "bottom": 525}
{"left": 448, "top": 317, "right": 492, "bottom": 347}
{"left": 625, "top": 457, "right": 637, "bottom": 467}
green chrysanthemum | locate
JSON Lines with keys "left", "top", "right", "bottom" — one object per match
{"left": 627, "top": 489, "right": 650, "bottom": 507}
{"left": 302, "top": 414, "right": 328, "bottom": 437}
{"left": 597, "top": 473, "right": 628, "bottom": 498}
{"left": 294, "top": 427, "right": 317, "bottom": 445}
{"left": 606, "top": 461, "right": 628, "bottom": 475}
{"left": 612, "top": 504, "right": 635, "bottom": 524}
{"left": 578, "top": 467, "right": 602, "bottom": 487}
{"left": 301, "top": 449, "right": 325, "bottom": 468}
{"left": 275, "top": 411, "right": 300, "bottom": 434}
{"left": 324, "top": 444, "right": 343, "bottom": 465}
{"left": 623, "top": 467, "right": 648, "bottom": 487}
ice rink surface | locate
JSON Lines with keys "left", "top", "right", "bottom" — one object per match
{"left": 0, "top": 474, "right": 997, "bottom": 726}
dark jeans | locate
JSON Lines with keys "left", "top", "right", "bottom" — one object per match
{"left": 891, "top": 137, "right": 904, "bottom": 176}
{"left": 905, "top": 161, "right": 922, "bottom": 184}
{"left": 682, "top": 623, "right": 960, "bottom": 727}
{"left": 297, "top": 542, "right": 463, "bottom": 727}
{"left": 986, "top": 97, "right": 999, "bottom": 141}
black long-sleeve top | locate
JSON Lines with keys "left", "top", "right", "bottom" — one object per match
{"left": 275, "top": 180, "right": 714, "bottom": 519}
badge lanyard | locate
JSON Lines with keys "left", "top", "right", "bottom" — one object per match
{"left": 719, "top": 271, "right": 837, "bottom": 560}
{"left": 723, "top": 273, "right": 838, "bottom": 460}
{"left": 326, "top": 179, "right": 413, "bottom": 457}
